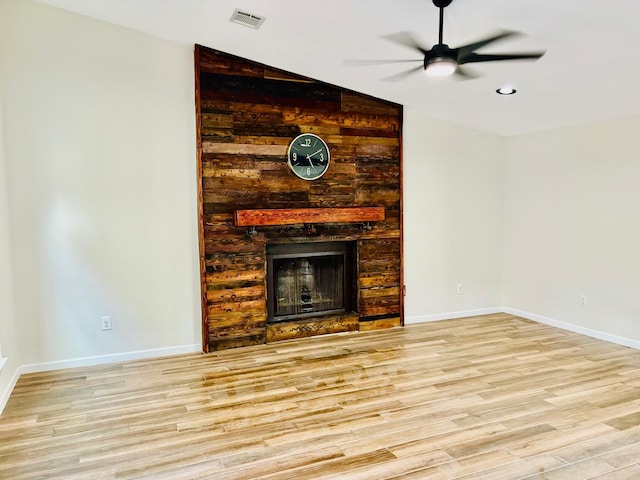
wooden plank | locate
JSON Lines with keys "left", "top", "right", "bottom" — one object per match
{"left": 359, "top": 304, "right": 401, "bottom": 317}
{"left": 207, "top": 311, "right": 266, "bottom": 328}
{"left": 202, "top": 112, "right": 234, "bottom": 128}
{"left": 206, "top": 284, "right": 265, "bottom": 304}
{"left": 282, "top": 110, "right": 400, "bottom": 131}
{"left": 359, "top": 286, "right": 401, "bottom": 299}
{"left": 359, "top": 273, "right": 400, "bottom": 289}
{"left": 200, "top": 73, "right": 342, "bottom": 107}
{"left": 198, "top": 48, "right": 265, "bottom": 77}
{"left": 263, "top": 67, "right": 315, "bottom": 83}
{"left": 234, "top": 207, "right": 385, "bottom": 227}
{"left": 266, "top": 314, "right": 359, "bottom": 342}
{"left": 205, "top": 252, "right": 264, "bottom": 269}
{"left": 208, "top": 299, "right": 265, "bottom": 315}
{"left": 341, "top": 91, "right": 402, "bottom": 115}
{"left": 202, "top": 142, "right": 286, "bottom": 156}
{"left": 207, "top": 313, "right": 266, "bottom": 334}
{"left": 208, "top": 333, "right": 265, "bottom": 351}
{"left": 206, "top": 269, "right": 265, "bottom": 286}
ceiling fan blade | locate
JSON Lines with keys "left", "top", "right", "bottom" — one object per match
{"left": 381, "top": 65, "right": 424, "bottom": 82}
{"left": 457, "top": 31, "right": 521, "bottom": 56}
{"left": 382, "top": 31, "right": 431, "bottom": 55}
{"left": 459, "top": 52, "right": 545, "bottom": 64}
{"left": 344, "top": 59, "right": 423, "bottom": 67}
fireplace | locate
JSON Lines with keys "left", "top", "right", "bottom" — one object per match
{"left": 266, "top": 242, "right": 355, "bottom": 323}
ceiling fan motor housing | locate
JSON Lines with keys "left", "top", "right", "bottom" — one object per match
{"left": 425, "top": 43, "right": 456, "bottom": 68}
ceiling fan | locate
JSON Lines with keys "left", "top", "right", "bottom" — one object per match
{"left": 353, "top": 0, "right": 545, "bottom": 80}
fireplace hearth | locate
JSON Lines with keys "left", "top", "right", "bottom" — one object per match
{"left": 266, "top": 242, "right": 355, "bottom": 323}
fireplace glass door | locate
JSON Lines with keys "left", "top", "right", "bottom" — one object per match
{"left": 267, "top": 242, "right": 352, "bottom": 322}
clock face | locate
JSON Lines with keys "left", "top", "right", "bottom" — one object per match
{"left": 287, "top": 133, "right": 330, "bottom": 181}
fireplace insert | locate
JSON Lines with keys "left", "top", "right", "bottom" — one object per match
{"left": 266, "top": 241, "right": 355, "bottom": 322}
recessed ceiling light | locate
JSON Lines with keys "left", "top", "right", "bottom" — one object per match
{"left": 496, "top": 87, "right": 517, "bottom": 95}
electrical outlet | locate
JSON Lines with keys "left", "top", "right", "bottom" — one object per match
{"left": 579, "top": 295, "right": 587, "bottom": 307}
{"left": 101, "top": 316, "right": 112, "bottom": 331}
{"left": 457, "top": 283, "right": 464, "bottom": 295}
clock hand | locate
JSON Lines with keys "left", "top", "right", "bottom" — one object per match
{"left": 305, "top": 154, "right": 319, "bottom": 174}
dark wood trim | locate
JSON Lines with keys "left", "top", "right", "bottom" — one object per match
{"left": 194, "top": 45, "right": 208, "bottom": 353}
{"left": 399, "top": 107, "right": 405, "bottom": 326}
{"left": 234, "top": 207, "right": 385, "bottom": 227}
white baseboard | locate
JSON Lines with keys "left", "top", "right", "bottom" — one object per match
{"left": 503, "top": 307, "right": 640, "bottom": 350}
{"left": 406, "top": 306, "right": 640, "bottom": 351}
{"left": 20, "top": 344, "right": 202, "bottom": 374}
{"left": 0, "top": 365, "right": 21, "bottom": 415}
{"left": 405, "top": 307, "right": 504, "bottom": 325}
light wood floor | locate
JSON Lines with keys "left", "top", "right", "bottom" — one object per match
{"left": 2, "top": 313, "right": 640, "bottom": 479}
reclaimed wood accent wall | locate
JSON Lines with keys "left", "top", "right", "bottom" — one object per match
{"left": 195, "top": 45, "right": 403, "bottom": 352}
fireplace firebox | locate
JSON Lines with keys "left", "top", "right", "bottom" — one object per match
{"left": 266, "top": 242, "right": 355, "bottom": 323}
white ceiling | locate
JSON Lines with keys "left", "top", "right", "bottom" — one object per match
{"left": 37, "top": 0, "right": 640, "bottom": 135}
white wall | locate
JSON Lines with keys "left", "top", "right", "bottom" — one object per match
{"left": 0, "top": 0, "right": 201, "bottom": 369}
{"left": 503, "top": 116, "right": 640, "bottom": 342}
{"left": 403, "top": 107, "right": 504, "bottom": 322}
{"left": 0, "top": 82, "right": 22, "bottom": 410}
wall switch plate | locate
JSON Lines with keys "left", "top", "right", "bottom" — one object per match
{"left": 579, "top": 295, "right": 587, "bottom": 307}
{"left": 457, "top": 284, "right": 464, "bottom": 295}
{"left": 101, "top": 316, "right": 112, "bottom": 331}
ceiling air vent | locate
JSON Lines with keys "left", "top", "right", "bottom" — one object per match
{"left": 230, "top": 9, "right": 266, "bottom": 29}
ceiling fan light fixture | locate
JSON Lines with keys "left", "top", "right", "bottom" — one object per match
{"left": 424, "top": 56, "right": 457, "bottom": 77}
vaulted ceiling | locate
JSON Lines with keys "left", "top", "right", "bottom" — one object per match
{"left": 37, "top": 0, "right": 640, "bottom": 135}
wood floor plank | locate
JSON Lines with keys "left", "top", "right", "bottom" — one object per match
{"left": 597, "top": 441, "right": 640, "bottom": 469}
{"left": 452, "top": 453, "right": 565, "bottom": 480}
{"left": 589, "top": 464, "right": 640, "bottom": 480}
{"left": 3, "top": 313, "right": 640, "bottom": 479}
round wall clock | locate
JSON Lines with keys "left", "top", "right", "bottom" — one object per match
{"left": 287, "top": 133, "right": 330, "bottom": 181}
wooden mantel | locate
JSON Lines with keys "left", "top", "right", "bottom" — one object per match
{"left": 234, "top": 207, "right": 385, "bottom": 227}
